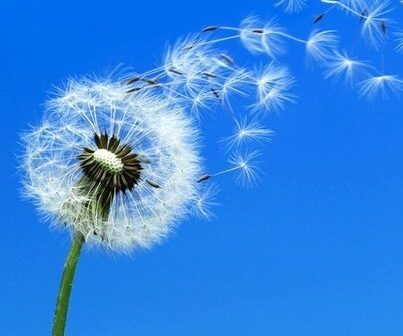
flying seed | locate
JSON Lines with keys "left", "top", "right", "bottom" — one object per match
{"left": 126, "top": 88, "right": 141, "bottom": 93}
{"left": 313, "top": 13, "right": 325, "bottom": 24}
{"left": 251, "top": 29, "right": 265, "bottom": 34}
{"left": 197, "top": 175, "right": 211, "bottom": 183}
{"left": 169, "top": 68, "right": 184, "bottom": 75}
{"left": 203, "top": 72, "right": 217, "bottom": 78}
{"left": 211, "top": 88, "right": 220, "bottom": 99}
{"left": 145, "top": 78, "right": 158, "bottom": 85}
{"left": 202, "top": 25, "right": 219, "bottom": 32}
{"left": 146, "top": 180, "right": 161, "bottom": 188}
{"left": 183, "top": 43, "right": 196, "bottom": 51}
{"left": 127, "top": 77, "right": 141, "bottom": 85}
{"left": 360, "top": 10, "right": 368, "bottom": 22}
{"left": 381, "top": 21, "right": 387, "bottom": 35}
{"left": 220, "top": 54, "right": 235, "bottom": 65}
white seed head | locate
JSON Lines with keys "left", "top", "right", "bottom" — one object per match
{"left": 22, "top": 79, "right": 202, "bottom": 252}
{"left": 93, "top": 149, "right": 124, "bottom": 174}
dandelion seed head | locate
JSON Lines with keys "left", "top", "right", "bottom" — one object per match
{"left": 22, "top": 79, "right": 202, "bottom": 252}
{"left": 92, "top": 149, "right": 125, "bottom": 174}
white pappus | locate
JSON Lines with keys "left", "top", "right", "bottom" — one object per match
{"left": 22, "top": 79, "right": 202, "bottom": 252}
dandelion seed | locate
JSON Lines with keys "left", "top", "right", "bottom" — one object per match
{"left": 219, "top": 53, "right": 235, "bottom": 65}
{"left": 359, "top": 74, "right": 403, "bottom": 99}
{"left": 229, "top": 150, "right": 262, "bottom": 187}
{"left": 254, "top": 63, "right": 296, "bottom": 112}
{"left": 321, "top": 0, "right": 392, "bottom": 48}
{"left": 240, "top": 17, "right": 287, "bottom": 58}
{"left": 197, "top": 174, "right": 211, "bottom": 183}
{"left": 223, "top": 117, "right": 274, "bottom": 149}
{"left": 202, "top": 25, "right": 219, "bottom": 33}
{"left": 220, "top": 69, "right": 251, "bottom": 107}
{"left": 189, "top": 91, "right": 217, "bottom": 119}
{"left": 306, "top": 30, "right": 338, "bottom": 61}
{"left": 324, "top": 50, "right": 369, "bottom": 83}
{"left": 361, "top": 1, "right": 392, "bottom": 48}
{"left": 347, "top": 0, "right": 369, "bottom": 10}
{"left": 164, "top": 36, "right": 220, "bottom": 93}
{"left": 194, "top": 184, "right": 220, "bottom": 220}
{"left": 196, "top": 150, "right": 261, "bottom": 187}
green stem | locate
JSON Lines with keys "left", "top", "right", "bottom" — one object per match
{"left": 52, "top": 233, "right": 84, "bottom": 336}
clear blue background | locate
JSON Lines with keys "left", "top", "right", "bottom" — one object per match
{"left": 1, "top": 1, "right": 403, "bottom": 335}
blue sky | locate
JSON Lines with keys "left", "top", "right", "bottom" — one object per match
{"left": 1, "top": 0, "right": 403, "bottom": 335}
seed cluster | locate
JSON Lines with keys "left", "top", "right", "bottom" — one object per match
{"left": 93, "top": 149, "right": 124, "bottom": 174}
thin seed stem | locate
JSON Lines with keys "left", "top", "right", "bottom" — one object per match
{"left": 212, "top": 26, "right": 307, "bottom": 44}
{"left": 194, "top": 35, "right": 241, "bottom": 47}
{"left": 211, "top": 165, "right": 241, "bottom": 177}
{"left": 52, "top": 233, "right": 85, "bottom": 336}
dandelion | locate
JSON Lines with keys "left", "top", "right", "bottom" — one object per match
{"left": 24, "top": 79, "right": 202, "bottom": 251}
{"left": 321, "top": 0, "right": 368, "bottom": 11}
{"left": 23, "top": 78, "right": 203, "bottom": 335}
{"left": 359, "top": 74, "right": 403, "bottom": 99}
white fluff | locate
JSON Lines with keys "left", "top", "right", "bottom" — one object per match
{"left": 275, "top": 0, "right": 307, "bottom": 13}
{"left": 22, "top": 79, "right": 202, "bottom": 252}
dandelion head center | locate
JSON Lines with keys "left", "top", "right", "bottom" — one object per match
{"left": 93, "top": 149, "right": 124, "bottom": 174}
{"left": 78, "top": 133, "right": 143, "bottom": 193}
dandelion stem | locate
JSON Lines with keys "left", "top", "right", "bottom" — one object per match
{"left": 52, "top": 233, "right": 84, "bottom": 336}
